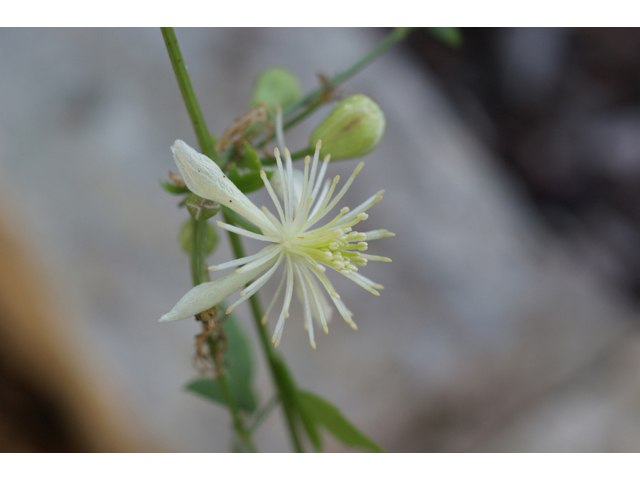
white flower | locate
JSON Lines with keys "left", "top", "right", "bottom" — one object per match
{"left": 159, "top": 113, "right": 394, "bottom": 349}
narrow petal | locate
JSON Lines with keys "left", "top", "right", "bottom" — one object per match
{"left": 159, "top": 262, "right": 271, "bottom": 323}
{"left": 172, "top": 140, "right": 276, "bottom": 235}
{"left": 210, "top": 245, "right": 276, "bottom": 271}
{"left": 271, "top": 168, "right": 304, "bottom": 210}
{"left": 299, "top": 264, "right": 332, "bottom": 331}
{"left": 294, "top": 262, "right": 316, "bottom": 349}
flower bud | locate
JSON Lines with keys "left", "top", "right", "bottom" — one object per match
{"left": 309, "top": 94, "right": 385, "bottom": 161}
{"left": 251, "top": 67, "right": 301, "bottom": 110}
{"left": 185, "top": 193, "right": 221, "bottom": 221}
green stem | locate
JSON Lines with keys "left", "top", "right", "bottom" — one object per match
{"left": 162, "top": 26, "right": 253, "bottom": 451}
{"left": 189, "top": 218, "right": 207, "bottom": 285}
{"left": 283, "top": 104, "right": 321, "bottom": 132}
{"left": 161, "top": 27, "right": 219, "bottom": 164}
{"left": 284, "top": 28, "right": 410, "bottom": 117}
{"left": 223, "top": 210, "right": 305, "bottom": 453}
{"left": 210, "top": 344, "right": 257, "bottom": 452}
{"left": 249, "top": 395, "right": 280, "bottom": 433}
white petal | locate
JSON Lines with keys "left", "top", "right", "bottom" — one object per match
{"left": 300, "top": 265, "right": 333, "bottom": 327}
{"left": 171, "top": 140, "right": 275, "bottom": 235}
{"left": 159, "top": 262, "right": 272, "bottom": 323}
{"left": 271, "top": 168, "right": 304, "bottom": 211}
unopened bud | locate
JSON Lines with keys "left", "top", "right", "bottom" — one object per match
{"left": 309, "top": 94, "right": 385, "bottom": 161}
{"left": 185, "top": 193, "right": 221, "bottom": 221}
{"left": 251, "top": 67, "right": 301, "bottom": 110}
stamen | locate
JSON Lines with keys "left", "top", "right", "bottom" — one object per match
{"left": 273, "top": 148, "right": 292, "bottom": 224}
{"left": 345, "top": 271, "right": 383, "bottom": 295}
{"left": 358, "top": 253, "right": 392, "bottom": 263}
{"left": 260, "top": 205, "right": 283, "bottom": 233}
{"left": 260, "top": 170, "right": 286, "bottom": 225}
{"left": 299, "top": 266, "right": 329, "bottom": 334}
{"left": 262, "top": 263, "right": 287, "bottom": 325}
{"left": 333, "top": 191, "right": 384, "bottom": 228}
{"left": 308, "top": 180, "right": 330, "bottom": 219}
{"left": 210, "top": 245, "right": 278, "bottom": 271}
{"left": 306, "top": 141, "right": 321, "bottom": 202}
{"left": 235, "top": 245, "right": 281, "bottom": 273}
{"left": 226, "top": 253, "right": 284, "bottom": 312}
{"left": 362, "top": 229, "right": 395, "bottom": 241}
{"left": 275, "top": 105, "right": 286, "bottom": 153}
{"left": 306, "top": 162, "right": 365, "bottom": 229}
{"left": 310, "top": 153, "right": 330, "bottom": 201}
{"left": 284, "top": 148, "right": 295, "bottom": 220}
{"left": 272, "top": 257, "right": 294, "bottom": 348}
{"left": 329, "top": 295, "right": 357, "bottom": 330}
{"left": 215, "top": 221, "right": 280, "bottom": 243}
{"left": 294, "top": 262, "right": 315, "bottom": 349}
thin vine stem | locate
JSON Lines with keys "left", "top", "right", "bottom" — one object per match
{"left": 162, "top": 26, "right": 253, "bottom": 451}
{"left": 161, "top": 28, "right": 217, "bottom": 163}
{"left": 285, "top": 28, "right": 411, "bottom": 116}
{"left": 209, "top": 343, "right": 257, "bottom": 452}
{"left": 249, "top": 395, "right": 280, "bottom": 433}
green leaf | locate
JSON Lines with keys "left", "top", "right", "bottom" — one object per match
{"left": 160, "top": 180, "right": 190, "bottom": 195}
{"left": 186, "top": 377, "right": 224, "bottom": 405}
{"left": 185, "top": 310, "right": 258, "bottom": 413}
{"left": 296, "top": 394, "right": 323, "bottom": 452}
{"left": 179, "top": 219, "right": 218, "bottom": 256}
{"left": 298, "top": 391, "right": 384, "bottom": 452}
{"left": 185, "top": 377, "right": 257, "bottom": 413}
{"left": 426, "top": 27, "right": 463, "bottom": 48}
{"left": 236, "top": 141, "right": 262, "bottom": 171}
{"left": 220, "top": 310, "right": 254, "bottom": 383}
{"left": 228, "top": 165, "right": 272, "bottom": 193}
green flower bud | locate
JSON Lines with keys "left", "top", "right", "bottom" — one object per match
{"left": 309, "top": 94, "right": 385, "bottom": 161}
{"left": 179, "top": 219, "right": 218, "bottom": 256}
{"left": 185, "top": 193, "right": 220, "bottom": 221}
{"left": 251, "top": 67, "right": 302, "bottom": 110}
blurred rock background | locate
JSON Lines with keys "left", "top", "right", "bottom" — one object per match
{"left": 1, "top": 27, "right": 640, "bottom": 452}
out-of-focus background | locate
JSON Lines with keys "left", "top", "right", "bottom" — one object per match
{"left": 2, "top": 27, "right": 640, "bottom": 452}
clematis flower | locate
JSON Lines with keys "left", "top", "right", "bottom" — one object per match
{"left": 159, "top": 112, "right": 394, "bottom": 349}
